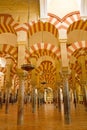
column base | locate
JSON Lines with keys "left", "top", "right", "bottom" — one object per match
{"left": 64, "top": 113, "right": 71, "bottom": 124}
{"left": 17, "top": 110, "right": 24, "bottom": 125}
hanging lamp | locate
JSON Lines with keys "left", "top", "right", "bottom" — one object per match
{"left": 21, "top": 0, "right": 35, "bottom": 72}
{"left": 41, "top": 81, "right": 47, "bottom": 85}
{"left": 21, "top": 63, "right": 35, "bottom": 71}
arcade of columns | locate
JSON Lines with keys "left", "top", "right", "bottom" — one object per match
{"left": 0, "top": 0, "right": 87, "bottom": 125}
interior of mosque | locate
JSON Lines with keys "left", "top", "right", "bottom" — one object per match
{"left": 0, "top": 0, "right": 87, "bottom": 125}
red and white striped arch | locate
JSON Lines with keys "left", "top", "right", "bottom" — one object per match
{"left": 67, "top": 41, "right": 87, "bottom": 58}
{"left": 0, "top": 59, "right": 17, "bottom": 75}
{"left": 0, "top": 44, "right": 18, "bottom": 61}
{"left": 0, "top": 44, "right": 18, "bottom": 74}
{"left": 48, "top": 11, "right": 80, "bottom": 30}
{"left": 25, "top": 42, "right": 61, "bottom": 61}
{"left": 70, "top": 61, "right": 81, "bottom": 75}
{"left": 0, "top": 12, "right": 80, "bottom": 37}
{"left": 16, "top": 20, "right": 59, "bottom": 38}
{"left": 67, "top": 20, "right": 87, "bottom": 34}
{"left": 0, "top": 14, "right": 19, "bottom": 34}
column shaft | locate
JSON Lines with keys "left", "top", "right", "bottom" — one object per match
{"left": 63, "top": 75, "right": 71, "bottom": 124}
{"left": 32, "top": 88, "right": 36, "bottom": 113}
{"left": 17, "top": 70, "right": 25, "bottom": 125}
{"left": 58, "top": 88, "right": 61, "bottom": 112}
{"left": 5, "top": 59, "right": 12, "bottom": 114}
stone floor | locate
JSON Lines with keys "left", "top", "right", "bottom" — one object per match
{"left": 0, "top": 103, "right": 87, "bottom": 130}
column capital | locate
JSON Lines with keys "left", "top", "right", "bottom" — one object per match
{"left": 17, "top": 30, "right": 27, "bottom": 43}
{"left": 17, "top": 69, "right": 28, "bottom": 79}
{"left": 59, "top": 39, "right": 67, "bottom": 43}
{"left": 17, "top": 41, "right": 27, "bottom": 46}
{"left": 59, "top": 67, "right": 70, "bottom": 80}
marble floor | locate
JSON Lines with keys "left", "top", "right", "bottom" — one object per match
{"left": 0, "top": 103, "right": 87, "bottom": 130}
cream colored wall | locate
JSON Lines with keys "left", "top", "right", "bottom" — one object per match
{"left": 0, "top": 0, "right": 39, "bottom": 23}
{"left": 48, "top": 0, "right": 79, "bottom": 18}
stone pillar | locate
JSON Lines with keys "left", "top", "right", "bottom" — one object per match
{"left": 37, "top": 90, "right": 40, "bottom": 108}
{"left": 0, "top": 91, "right": 3, "bottom": 109}
{"left": 44, "top": 88, "right": 47, "bottom": 103}
{"left": 53, "top": 90, "right": 57, "bottom": 107}
{"left": 62, "top": 70, "right": 71, "bottom": 124}
{"left": 0, "top": 73, "right": 4, "bottom": 109}
{"left": 17, "top": 69, "right": 26, "bottom": 125}
{"left": 17, "top": 31, "right": 27, "bottom": 125}
{"left": 72, "top": 67, "right": 77, "bottom": 107}
{"left": 32, "top": 87, "right": 36, "bottom": 113}
{"left": 84, "top": 86, "right": 87, "bottom": 111}
{"left": 5, "top": 83, "right": 10, "bottom": 114}
{"left": 79, "top": 55, "right": 87, "bottom": 110}
{"left": 40, "top": 92, "right": 44, "bottom": 105}
{"left": 60, "top": 40, "right": 68, "bottom": 68}
{"left": 73, "top": 89, "right": 77, "bottom": 108}
{"left": 5, "top": 59, "right": 12, "bottom": 114}
{"left": 82, "top": 82, "right": 87, "bottom": 111}
{"left": 60, "top": 39, "right": 70, "bottom": 123}
{"left": 58, "top": 87, "right": 61, "bottom": 112}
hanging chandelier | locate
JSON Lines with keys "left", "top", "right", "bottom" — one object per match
{"left": 21, "top": 63, "right": 35, "bottom": 71}
{"left": 21, "top": 0, "right": 35, "bottom": 72}
{"left": 41, "top": 81, "right": 47, "bottom": 85}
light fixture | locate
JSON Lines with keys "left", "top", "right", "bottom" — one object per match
{"left": 21, "top": 63, "right": 35, "bottom": 71}
{"left": 21, "top": 0, "right": 35, "bottom": 72}
{"left": 41, "top": 81, "right": 47, "bottom": 85}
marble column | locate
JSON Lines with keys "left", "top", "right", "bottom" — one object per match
{"left": 58, "top": 87, "right": 61, "bottom": 112}
{"left": 5, "top": 83, "right": 10, "bottom": 114}
{"left": 53, "top": 90, "right": 57, "bottom": 106}
{"left": 44, "top": 88, "right": 47, "bottom": 103}
{"left": 17, "top": 69, "right": 26, "bottom": 125}
{"left": 73, "top": 89, "right": 77, "bottom": 108}
{"left": 82, "top": 82, "right": 87, "bottom": 111}
{"left": 32, "top": 87, "right": 36, "bottom": 113}
{"left": 62, "top": 71, "right": 71, "bottom": 124}
{"left": 38, "top": 90, "right": 40, "bottom": 108}
{"left": 60, "top": 39, "right": 70, "bottom": 123}
{"left": 79, "top": 55, "right": 87, "bottom": 111}
{"left": 0, "top": 91, "right": 3, "bottom": 109}
{"left": 5, "top": 59, "right": 12, "bottom": 114}
{"left": 17, "top": 31, "right": 27, "bottom": 125}
{"left": 72, "top": 67, "right": 77, "bottom": 107}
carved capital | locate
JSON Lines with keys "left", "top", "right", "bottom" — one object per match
{"left": 17, "top": 69, "right": 28, "bottom": 79}
{"left": 59, "top": 67, "right": 70, "bottom": 81}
